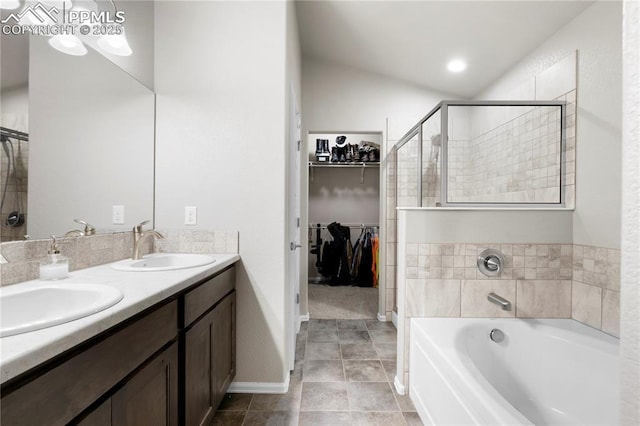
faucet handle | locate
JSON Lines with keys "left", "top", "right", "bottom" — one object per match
{"left": 74, "top": 219, "right": 96, "bottom": 236}
{"left": 134, "top": 220, "right": 150, "bottom": 232}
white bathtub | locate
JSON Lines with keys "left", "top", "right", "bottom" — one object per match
{"left": 409, "top": 318, "right": 619, "bottom": 425}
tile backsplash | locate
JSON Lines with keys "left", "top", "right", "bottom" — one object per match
{"left": 401, "top": 242, "right": 620, "bottom": 337}
{"left": 0, "top": 229, "right": 239, "bottom": 287}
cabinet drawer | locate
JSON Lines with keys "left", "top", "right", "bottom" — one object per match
{"left": 184, "top": 267, "right": 235, "bottom": 327}
{"left": 1, "top": 301, "right": 178, "bottom": 426}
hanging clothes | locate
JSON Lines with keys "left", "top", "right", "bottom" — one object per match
{"left": 319, "top": 222, "right": 353, "bottom": 285}
{"left": 371, "top": 231, "right": 379, "bottom": 288}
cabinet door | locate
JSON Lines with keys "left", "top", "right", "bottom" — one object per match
{"left": 111, "top": 342, "right": 179, "bottom": 426}
{"left": 185, "top": 291, "right": 236, "bottom": 426}
{"left": 76, "top": 399, "right": 111, "bottom": 426}
{"left": 212, "top": 291, "right": 236, "bottom": 407}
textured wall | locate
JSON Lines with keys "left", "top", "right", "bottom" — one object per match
{"left": 620, "top": 0, "right": 640, "bottom": 423}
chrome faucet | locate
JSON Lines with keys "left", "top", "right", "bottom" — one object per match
{"left": 487, "top": 292, "right": 512, "bottom": 311}
{"left": 132, "top": 220, "right": 164, "bottom": 260}
{"left": 64, "top": 219, "right": 96, "bottom": 237}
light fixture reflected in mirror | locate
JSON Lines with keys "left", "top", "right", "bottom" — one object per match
{"left": 0, "top": 0, "right": 21, "bottom": 10}
{"left": 48, "top": 34, "right": 88, "bottom": 56}
{"left": 97, "top": 30, "right": 132, "bottom": 56}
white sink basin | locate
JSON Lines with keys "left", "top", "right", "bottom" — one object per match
{"left": 110, "top": 253, "right": 216, "bottom": 272}
{"left": 0, "top": 283, "right": 124, "bottom": 337}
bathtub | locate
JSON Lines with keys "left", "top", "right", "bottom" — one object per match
{"left": 409, "top": 318, "right": 619, "bottom": 425}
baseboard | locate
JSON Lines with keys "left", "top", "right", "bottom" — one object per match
{"left": 377, "top": 312, "right": 387, "bottom": 322}
{"left": 394, "top": 375, "right": 406, "bottom": 396}
{"left": 391, "top": 310, "right": 398, "bottom": 329}
{"left": 228, "top": 376, "right": 290, "bottom": 394}
{"left": 300, "top": 313, "right": 310, "bottom": 322}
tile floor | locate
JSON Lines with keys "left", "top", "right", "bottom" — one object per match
{"left": 212, "top": 319, "right": 422, "bottom": 425}
{"left": 308, "top": 285, "right": 379, "bottom": 319}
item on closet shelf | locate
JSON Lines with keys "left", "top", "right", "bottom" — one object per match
{"left": 331, "top": 146, "right": 339, "bottom": 163}
{"left": 345, "top": 144, "right": 353, "bottom": 162}
{"left": 359, "top": 141, "right": 380, "bottom": 163}
{"left": 315, "top": 139, "right": 330, "bottom": 162}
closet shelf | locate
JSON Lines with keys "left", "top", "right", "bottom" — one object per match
{"left": 309, "top": 161, "right": 379, "bottom": 184}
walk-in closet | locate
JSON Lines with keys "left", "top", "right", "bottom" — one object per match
{"left": 307, "top": 132, "right": 382, "bottom": 319}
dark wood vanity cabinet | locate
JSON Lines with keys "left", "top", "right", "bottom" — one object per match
{"left": 0, "top": 264, "right": 237, "bottom": 426}
{"left": 184, "top": 267, "right": 236, "bottom": 426}
{"left": 77, "top": 342, "right": 179, "bottom": 426}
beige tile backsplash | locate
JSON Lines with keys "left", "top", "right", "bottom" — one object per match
{"left": 402, "top": 242, "right": 620, "bottom": 338}
{"left": 0, "top": 229, "right": 239, "bottom": 287}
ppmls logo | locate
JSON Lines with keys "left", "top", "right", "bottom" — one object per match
{"left": 2, "top": 1, "right": 126, "bottom": 37}
{"left": 1, "top": 3, "right": 59, "bottom": 25}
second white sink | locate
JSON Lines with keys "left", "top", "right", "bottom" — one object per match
{"left": 110, "top": 253, "right": 216, "bottom": 272}
{"left": 1, "top": 283, "right": 124, "bottom": 338}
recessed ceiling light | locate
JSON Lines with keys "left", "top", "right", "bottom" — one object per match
{"left": 447, "top": 59, "right": 467, "bottom": 73}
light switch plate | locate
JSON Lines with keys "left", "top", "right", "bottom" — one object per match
{"left": 185, "top": 206, "right": 197, "bottom": 225}
{"left": 112, "top": 205, "right": 125, "bottom": 224}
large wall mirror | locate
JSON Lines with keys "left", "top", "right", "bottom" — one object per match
{"left": 0, "top": 0, "right": 155, "bottom": 242}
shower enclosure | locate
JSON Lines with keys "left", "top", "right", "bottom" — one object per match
{"left": 394, "top": 100, "right": 567, "bottom": 208}
{"left": 389, "top": 100, "right": 568, "bottom": 317}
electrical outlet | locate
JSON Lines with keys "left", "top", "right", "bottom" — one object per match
{"left": 185, "top": 206, "right": 197, "bottom": 225}
{"left": 112, "top": 205, "right": 125, "bottom": 224}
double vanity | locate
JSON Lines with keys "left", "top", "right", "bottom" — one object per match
{"left": 0, "top": 252, "right": 240, "bottom": 426}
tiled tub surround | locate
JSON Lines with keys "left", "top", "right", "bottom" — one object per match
{"left": 572, "top": 244, "right": 621, "bottom": 336}
{"left": 0, "top": 229, "right": 239, "bottom": 286}
{"left": 396, "top": 241, "right": 621, "bottom": 393}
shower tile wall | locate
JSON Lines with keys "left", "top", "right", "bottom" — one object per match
{"left": 447, "top": 91, "right": 576, "bottom": 205}
{"left": 0, "top": 140, "right": 28, "bottom": 242}
{"left": 0, "top": 230, "right": 239, "bottom": 286}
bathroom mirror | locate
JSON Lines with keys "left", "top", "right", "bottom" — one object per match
{"left": 26, "top": 35, "right": 155, "bottom": 239}
{"left": 0, "top": 0, "right": 155, "bottom": 241}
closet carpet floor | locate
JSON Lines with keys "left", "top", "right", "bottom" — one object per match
{"left": 308, "top": 284, "right": 379, "bottom": 319}
{"left": 211, "top": 319, "right": 421, "bottom": 426}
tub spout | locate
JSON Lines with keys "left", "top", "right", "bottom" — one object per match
{"left": 487, "top": 292, "right": 512, "bottom": 311}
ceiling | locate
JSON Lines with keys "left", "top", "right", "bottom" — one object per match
{"left": 296, "top": 0, "right": 594, "bottom": 98}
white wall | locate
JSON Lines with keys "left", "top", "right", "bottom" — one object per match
{"left": 620, "top": 0, "right": 640, "bottom": 422}
{"left": 154, "top": 1, "right": 290, "bottom": 385}
{"left": 476, "top": 1, "right": 623, "bottom": 249}
{"left": 302, "top": 58, "right": 454, "bottom": 141}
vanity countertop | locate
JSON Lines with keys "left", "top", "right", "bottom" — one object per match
{"left": 0, "top": 253, "right": 240, "bottom": 385}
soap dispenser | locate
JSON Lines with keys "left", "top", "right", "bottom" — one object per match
{"left": 39, "top": 235, "right": 69, "bottom": 280}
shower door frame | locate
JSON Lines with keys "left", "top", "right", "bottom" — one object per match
{"left": 394, "top": 100, "right": 567, "bottom": 208}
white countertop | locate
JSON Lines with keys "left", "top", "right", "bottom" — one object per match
{"left": 0, "top": 253, "right": 240, "bottom": 385}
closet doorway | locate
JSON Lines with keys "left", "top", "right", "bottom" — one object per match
{"left": 306, "top": 131, "right": 383, "bottom": 320}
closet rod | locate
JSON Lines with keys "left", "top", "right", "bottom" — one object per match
{"left": 308, "top": 223, "right": 379, "bottom": 229}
